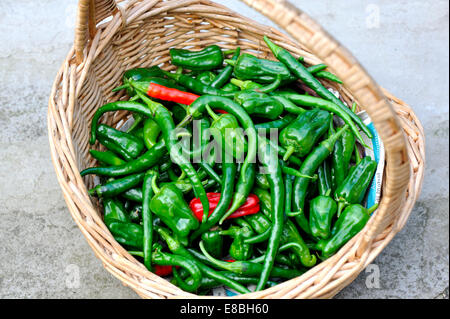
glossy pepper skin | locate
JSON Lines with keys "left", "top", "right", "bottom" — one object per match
{"left": 97, "top": 124, "right": 145, "bottom": 161}
{"left": 89, "top": 150, "right": 126, "bottom": 166}
{"left": 220, "top": 220, "right": 254, "bottom": 261}
{"left": 331, "top": 128, "right": 355, "bottom": 189}
{"left": 309, "top": 190, "right": 338, "bottom": 240}
{"left": 142, "top": 118, "right": 161, "bottom": 150}
{"left": 334, "top": 156, "right": 377, "bottom": 215}
{"left": 170, "top": 45, "right": 224, "bottom": 71}
{"left": 196, "top": 71, "right": 216, "bottom": 86}
{"left": 234, "top": 91, "right": 284, "bottom": 120}
{"left": 89, "top": 173, "right": 145, "bottom": 198}
{"left": 201, "top": 230, "right": 223, "bottom": 259}
{"left": 279, "top": 108, "right": 332, "bottom": 160}
{"left": 150, "top": 184, "right": 199, "bottom": 246}
{"left": 316, "top": 204, "right": 378, "bottom": 258}
{"left": 206, "top": 105, "right": 247, "bottom": 161}
{"left": 227, "top": 53, "right": 296, "bottom": 84}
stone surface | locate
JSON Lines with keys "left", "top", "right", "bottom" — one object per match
{"left": 0, "top": 0, "right": 448, "bottom": 299}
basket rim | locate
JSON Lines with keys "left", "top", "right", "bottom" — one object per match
{"left": 47, "top": 0, "right": 425, "bottom": 299}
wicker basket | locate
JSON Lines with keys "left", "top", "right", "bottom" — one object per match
{"left": 48, "top": 0, "right": 425, "bottom": 299}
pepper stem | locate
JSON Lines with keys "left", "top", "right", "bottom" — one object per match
{"left": 151, "top": 174, "right": 160, "bottom": 195}
{"left": 325, "top": 189, "right": 332, "bottom": 197}
{"left": 199, "top": 241, "right": 233, "bottom": 271}
{"left": 112, "top": 84, "right": 129, "bottom": 92}
{"left": 223, "top": 49, "right": 237, "bottom": 55}
{"left": 367, "top": 203, "right": 379, "bottom": 215}
{"left": 337, "top": 201, "right": 346, "bottom": 218}
{"left": 263, "top": 36, "right": 282, "bottom": 56}
{"left": 205, "top": 105, "right": 220, "bottom": 122}
{"left": 224, "top": 59, "right": 237, "bottom": 67}
{"left": 230, "top": 78, "right": 245, "bottom": 90}
{"left": 283, "top": 146, "right": 296, "bottom": 161}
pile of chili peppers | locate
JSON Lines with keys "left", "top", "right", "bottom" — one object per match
{"left": 82, "top": 37, "right": 378, "bottom": 295}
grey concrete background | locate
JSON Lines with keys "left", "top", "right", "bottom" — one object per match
{"left": 0, "top": 0, "right": 448, "bottom": 299}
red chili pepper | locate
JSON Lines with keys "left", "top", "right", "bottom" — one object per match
{"left": 147, "top": 83, "right": 228, "bottom": 113}
{"left": 147, "top": 83, "right": 199, "bottom": 105}
{"left": 153, "top": 265, "right": 173, "bottom": 276}
{"left": 189, "top": 193, "right": 260, "bottom": 221}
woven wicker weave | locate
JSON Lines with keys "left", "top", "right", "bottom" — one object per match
{"left": 48, "top": 0, "right": 425, "bottom": 299}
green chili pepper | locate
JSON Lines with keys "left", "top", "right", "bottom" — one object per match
{"left": 276, "top": 92, "right": 368, "bottom": 148}
{"left": 150, "top": 180, "right": 199, "bottom": 246}
{"left": 309, "top": 190, "right": 338, "bottom": 240}
{"left": 143, "top": 118, "right": 161, "bottom": 150}
{"left": 89, "top": 150, "right": 126, "bottom": 166}
{"left": 206, "top": 105, "right": 247, "bottom": 160}
{"left": 292, "top": 125, "right": 349, "bottom": 232}
{"left": 220, "top": 219, "right": 254, "bottom": 261}
{"left": 234, "top": 91, "right": 284, "bottom": 120}
{"left": 221, "top": 82, "right": 240, "bottom": 92}
{"left": 314, "top": 71, "right": 343, "bottom": 84}
{"left": 103, "top": 197, "right": 130, "bottom": 227}
{"left": 196, "top": 71, "right": 217, "bottom": 86}
{"left": 96, "top": 124, "right": 145, "bottom": 160}
{"left": 210, "top": 48, "right": 240, "bottom": 88}
{"left": 152, "top": 250, "right": 202, "bottom": 292}
{"left": 201, "top": 230, "right": 224, "bottom": 259}
{"left": 315, "top": 204, "right": 378, "bottom": 258}
{"left": 225, "top": 53, "right": 296, "bottom": 84}
{"left": 200, "top": 242, "right": 301, "bottom": 279}
{"left": 264, "top": 36, "right": 373, "bottom": 140}
{"left": 254, "top": 114, "right": 296, "bottom": 131}
{"left": 255, "top": 139, "right": 285, "bottom": 291}
{"left": 255, "top": 172, "right": 270, "bottom": 190}
{"left": 318, "top": 161, "right": 333, "bottom": 196}
{"left": 89, "top": 173, "right": 145, "bottom": 198}
{"left": 142, "top": 170, "right": 157, "bottom": 270}
{"left": 157, "top": 227, "right": 250, "bottom": 294}
{"left": 170, "top": 45, "right": 224, "bottom": 71}
{"left": 279, "top": 109, "right": 332, "bottom": 160}
{"left": 334, "top": 156, "right": 377, "bottom": 216}
{"left": 108, "top": 221, "right": 144, "bottom": 249}
{"left": 121, "top": 188, "right": 143, "bottom": 202}
{"left": 331, "top": 128, "right": 356, "bottom": 190}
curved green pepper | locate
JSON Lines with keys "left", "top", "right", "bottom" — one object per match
{"left": 206, "top": 105, "right": 247, "bottom": 161}
{"left": 150, "top": 183, "right": 199, "bottom": 246}
{"left": 316, "top": 204, "right": 378, "bottom": 258}
{"left": 143, "top": 118, "right": 161, "bottom": 150}
{"left": 201, "top": 230, "right": 223, "bottom": 259}
{"left": 220, "top": 220, "right": 254, "bottom": 261}
{"left": 234, "top": 91, "right": 284, "bottom": 120}
{"left": 226, "top": 53, "right": 296, "bottom": 84}
{"left": 196, "top": 71, "right": 216, "bottom": 86}
{"left": 170, "top": 45, "right": 224, "bottom": 71}
{"left": 331, "top": 128, "right": 355, "bottom": 189}
{"left": 279, "top": 108, "right": 331, "bottom": 160}
{"left": 334, "top": 156, "right": 377, "bottom": 216}
{"left": 309, "top": 190, "right": 338, "bottom": 240}
{"left": 97, "top": 124, "right": 145, "bottom": 161}
{"left": 103, "top": 198, "right": 130, "bottom": 227}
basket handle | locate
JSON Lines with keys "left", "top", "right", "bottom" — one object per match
{"left": 75, "top": 0, "right": 117, "bottom": 64}
{"left": 74, "top": 0, "right": 411, "bottom": 249}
